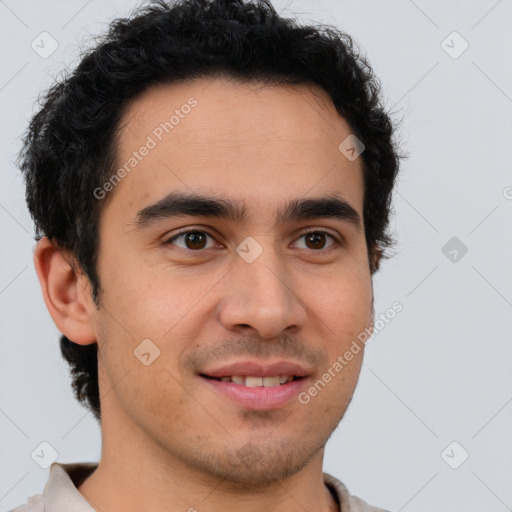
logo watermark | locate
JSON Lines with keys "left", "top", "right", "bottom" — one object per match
{"left": 93, "top": 97, "right": 198, "bottom": 200}
{"left": 298, "top": 301, "right": 403, "bottom": 405}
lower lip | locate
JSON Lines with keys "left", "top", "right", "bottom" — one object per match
{"left": 200, "top": 376, "right": 308, "bottom": 410}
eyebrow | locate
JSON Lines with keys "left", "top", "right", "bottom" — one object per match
{"left": 133, "top": 191, "right": 362, "bottom": 231}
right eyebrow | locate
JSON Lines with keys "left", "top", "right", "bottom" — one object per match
{"left": 133, "top": 192, "right": 246, "bottom": 227}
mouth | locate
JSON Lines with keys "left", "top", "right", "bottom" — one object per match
{"left": 196, "top": 359, "right": 312, "bottom": 410}
{"left": 199, "top": 374, "right": 304, "bottom": 387}
{"left": 198, "top": 372, "right": 309, "bottom": 410}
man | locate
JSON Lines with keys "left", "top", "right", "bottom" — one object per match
{"left": 13, "top": 0, "right": 400, "bottom": 510}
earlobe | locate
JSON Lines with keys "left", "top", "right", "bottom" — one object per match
{"left": 367, "top": 303, "right": 375, "bottom": 339}
{"left": 33, "top": 236, "right": 97, "bottom": 346}
{"left": 372, "top": 245, "right": 383, "bottom": 273}
{"left": 366, "top": 285, "right": 376, "bottom": 339}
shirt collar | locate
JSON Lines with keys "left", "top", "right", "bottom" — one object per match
{"left": 44, "top": 463, "right": 97, "bottom": 512}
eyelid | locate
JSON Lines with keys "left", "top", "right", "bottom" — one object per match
{"left": 164, "top": 227, "right": 222, "bottom": 249}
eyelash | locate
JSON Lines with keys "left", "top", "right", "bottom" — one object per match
{"left": 164, "top": 228, "right": 342, "bottom": 252}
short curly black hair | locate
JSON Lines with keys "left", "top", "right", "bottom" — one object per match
{"left": 18, "top": 0, "right": 402, "bottom": 422}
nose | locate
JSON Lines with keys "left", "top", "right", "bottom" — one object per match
{"left": 218, "top": 247, "right": 307, "bottom": 338}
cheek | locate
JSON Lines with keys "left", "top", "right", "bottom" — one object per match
{"left": 98, "top": 350, "right": 193, "bottom": 437}
{"left": 98, "top": 253, "right": 192, "bottom": 335}
{"left": 307, "top": 267, "right": 373, "bottom": 332}
{"left": 305, "top": 269, "right": 372, "bottom": 395}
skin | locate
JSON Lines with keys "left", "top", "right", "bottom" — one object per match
{"left": 34, "top": 76, "right": 379, "bottom": 512}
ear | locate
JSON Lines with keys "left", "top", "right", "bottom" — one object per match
{"left": 33, "top": 236, "right": 97, "bottom": 345}
{"left": 371, "top": 244, "right": 383, "bottom": 273}
{"left": 366, "top": 270, "right": 377, "bottom": 339}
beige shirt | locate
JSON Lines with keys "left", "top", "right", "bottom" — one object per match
{"left": 9, "top": 462, "right": 390, "bottom": 512}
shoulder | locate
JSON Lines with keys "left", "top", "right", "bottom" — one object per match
{"left": 323, "top": 472, "right": 392, "bottom": 512}
{"left": 4, "top": 493, "right": 44, "bottom": 512}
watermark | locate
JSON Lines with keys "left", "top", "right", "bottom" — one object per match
{"left": 441, "top": 31, "right": 469, "bottom": 60}
{"left": 298, "top": 301, "right": 403, "bottom": 405}
{"left": 31, "top": 441, "right": 59, "bottom": 469}
{"left": 441, "top": 441, "right": 469, "bottom": 469}
{"left": 93, "top": 97, "right": 198, "bottom": 200}
{"left": 31, "top": 31, "right": 59, "bottom": 59}
{"left": 134, "top": 338, "right": 161, "bottom": 366}
{"left": 338, "top": 134, "right": 365, "bottom": 161}
{"left": 441, "top": 236, "right": 468, "bottom": 263}
{"left": 236, "top": 236, "right": 264, "bottom": 263}
{"left": 503, "top": 186, "right": 512, "bottom": 200}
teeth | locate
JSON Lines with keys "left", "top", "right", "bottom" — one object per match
{"left": 263, "top": 376, "right": 281, "bottom": 387}
{"left": 245, "top": 376, "right": 263, "bottom": 387}
{"left": 222, "top": 375, "right": 294, "bottom": 387}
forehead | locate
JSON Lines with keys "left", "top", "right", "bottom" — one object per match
{"left": 107, "top": 77, "right": 364, "bottom": 224}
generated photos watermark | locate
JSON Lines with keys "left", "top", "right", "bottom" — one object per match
{"left": 93, "top": 97, "right": 198, "bottom": 200}
{"left": 298, "top": 301, "right": 403, "bottom": 405}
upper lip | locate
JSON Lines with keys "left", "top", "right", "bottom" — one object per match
{"left": 199, "top": 360, "right": 311, "bottom": 378}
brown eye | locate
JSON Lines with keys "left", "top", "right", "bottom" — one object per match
{"left": 305, "top": 232, "right": 326, "bottom": 249}
{"left": 294, "top": 231, "right": 338, "bottom": 251}
{"left": 166, "top": 230, "right": 214, "bottom": 250}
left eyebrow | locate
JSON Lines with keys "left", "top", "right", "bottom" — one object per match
{"left": 133, "top": 191, "right": 362, "bottom": 231}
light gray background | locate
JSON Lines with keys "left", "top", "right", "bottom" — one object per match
{"left": 1, "top": 1, "right": 511, "bottom": 511}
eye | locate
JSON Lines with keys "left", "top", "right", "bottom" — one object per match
{"left": 165, "top": 230, "right": 217, "bottom": 251}
{"left": 292, "top": 230, "right": 339, "bottom": 251}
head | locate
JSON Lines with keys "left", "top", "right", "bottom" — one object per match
{"left": 20, "top": 0, "right": 401, "bottom": 485}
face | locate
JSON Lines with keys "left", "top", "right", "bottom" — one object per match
{"left": 88, "top": 77, "right": 374, "bottom": 486}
